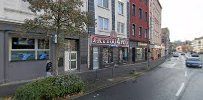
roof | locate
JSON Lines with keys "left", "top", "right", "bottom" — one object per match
{"left": 194, "top": 36, "right": 203, "bottom": 40}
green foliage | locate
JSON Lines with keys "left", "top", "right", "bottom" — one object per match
{"left": 22, "top": 0, "right": 94, "bottom": 36}
{"left": 14, "top": 75, "right": 85, "bottom": 100}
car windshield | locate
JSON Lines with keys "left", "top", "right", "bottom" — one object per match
{"left": 187, "top": 58, "right": 201, "bottom": 61}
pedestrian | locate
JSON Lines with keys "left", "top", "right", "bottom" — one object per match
{"left": 46, "top": 60, "right": 53, "bottom": 77}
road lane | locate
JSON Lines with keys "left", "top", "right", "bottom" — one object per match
{"left": 77, "top": 56, "right": 187, "bottom": 100}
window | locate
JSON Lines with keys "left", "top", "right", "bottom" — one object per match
{"left": 132, "top": 4, "right": 136, "bottom": 16}
{"left": 132, "top": 24, "right": 136, "bottom": 35}
{"left": 117, "top": 22, "right": 125, "bottom": 33}
{"left": 102, "top": 47, "right": 113, "bottom": 64}
{"left": 139, "top": 8, "right": 142, "bottom": 19}
{"left": 145, "top": 29, "right": 148, "bottom": 38}
{"left": 145, "top": 12, "right": 148, "bottom": 21}
{"left": 98, "top": 0, "right": 108, "bottom": 8}
{"left": 10, "top": 38, "right": 50, "bottom": 61}
{"left": 98, "top": 16, "right": 109, "bottom": 31}
{"left": 145, "top": 0, "right": 148, "bottom": 5}
{"left": 118, "top": 2, "right": 124, "bottom": 15}
{"left": 139, "top": 27, "right": 142, "bottom": 36}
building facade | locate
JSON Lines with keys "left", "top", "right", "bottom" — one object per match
{"left": 149, "top": 0, "right": 162, "bottom": 60}
{"left": 129, "top": 0, "right": 149, "bottom": 63}
{"left": 88, "top": 0, "right": 129, "bottom": 70}
{"left": 161, "top": 28, "right": 170, "bottom": 56}
{"left": 192, "top": 37, "right": 203, "bottom": 54}
{"left": 0, "top": 0, "right": 89, "bottom": 83}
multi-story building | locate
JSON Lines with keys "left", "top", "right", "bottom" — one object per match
{"left": 192, "top": 36, "right": 203, "bottom": 54}
{"left": 149, "top": 0, "right": 162, "bottom": 60}
{"left": 161, "top": 28, "right": 170, "bottom": 57}
{"left": 129, "top": 0, "right": 149, "bottom": 63}
{"left": 88, "top": 0, "right": 129, "bottom": 70}
{"left": 0, "top": 0, "right": 89, "bottom": 83}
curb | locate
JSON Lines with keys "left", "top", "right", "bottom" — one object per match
{"left": 70, "top": 72, "right": 145, "bottom": 100}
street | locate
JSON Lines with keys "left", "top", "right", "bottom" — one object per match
{"left": 77, "top": 54, "right": 203, "bottom": 100}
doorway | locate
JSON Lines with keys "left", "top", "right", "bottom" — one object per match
{"left": 93, "top": 47, "right": 99, "bottom": 69}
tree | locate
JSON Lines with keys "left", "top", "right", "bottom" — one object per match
{"left": 22, "top": 0, "right": 94, "bottom": 75}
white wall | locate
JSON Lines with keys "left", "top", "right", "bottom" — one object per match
{"left": 115, "top": 0, "right": 127, "bottom": 38}
{"left": 0, "top": 0, "right": 35, "bottom": 23}
{"left": 94, "top": 0, "right": 112, "bottom": 36}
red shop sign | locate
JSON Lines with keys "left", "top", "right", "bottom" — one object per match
{"left": 90, "top": 35, "right": 129, "bottom": 47}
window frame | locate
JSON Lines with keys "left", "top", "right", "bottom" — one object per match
{"left": 139, "top": 8, "right": 142, "bottom": 19}
{"left": 118, "top": 1, "right": 124, "bottom": 15}
{"left": 139, "top": 27, "right": 142, "bottom": 37}
{"left": 132, "top": 4, "right": 136, "bottom": 16}
{"left": 9, "top": 37, "right": 50, "bottom": 61}
{"left": 117, "top": 22, "right": 125, "bottom": 34}
{"left": 132, "top": 24, "right": 136, "bottom": 36}
{"left": 98, "top": 0, "right": 109, "bottom": 9}
{"left": 98, "top": 16, "right": 109, "bottom": 31}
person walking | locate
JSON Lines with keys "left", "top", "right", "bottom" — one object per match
{"left": 46, "top": 60, "right": 53, "bottom": 77}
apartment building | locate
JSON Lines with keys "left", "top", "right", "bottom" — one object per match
{"left": 0, "top": 0, "right": 89, "bottom": 83}
{"left": 129, "top": 0, "right": 149, "bottom": 63}
{"left": 149, "top": 0, "right": 162, "bottom": 60}
{"left": 161, "top": 28, "right": 170, "bottom": 56}
{"left": 88, "top": 0, "right": 129, "bottom": 69}
{"left": 192, "top": 36, "right": 203, "bottom": 54}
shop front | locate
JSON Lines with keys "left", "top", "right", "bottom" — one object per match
{"left": 89, "top": 34, "right": 129, "bottom": 70}
{"left": 130, "top": 41, "right": 148, "bottom": 63}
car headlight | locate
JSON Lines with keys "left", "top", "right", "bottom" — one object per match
{"left": 199, "top": 64, "right": 202, "bottom": 67}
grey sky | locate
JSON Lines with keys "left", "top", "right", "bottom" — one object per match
{"left": 160, "top": 0, "right": 203, "bottom": 42}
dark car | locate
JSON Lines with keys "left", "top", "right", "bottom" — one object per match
{"left": 173, "top": 53, "right": 179, "bottom": 57}
{"left": 191, "top": 53, "right": 199, "bottom": 57}
{"left": 181, "top": 53, "right": 185, "bottom": 55}
{"left": 185, "top": 57, "right": 202, "bottom": 68}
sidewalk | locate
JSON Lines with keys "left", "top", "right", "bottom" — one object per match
{"left": 0, "top": 57, "right": 167, "bottom": 98}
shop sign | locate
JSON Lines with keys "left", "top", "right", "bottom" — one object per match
{"left": 90, "top": 35, "right": 129, "bottom": 47}
{"left": 138, "top": 42, "right": 147, "bottom": 47}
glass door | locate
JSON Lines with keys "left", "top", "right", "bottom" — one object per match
{"left": 93, "top": 47, "right": 99, "bottom": 69}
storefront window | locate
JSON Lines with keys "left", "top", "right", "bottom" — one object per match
{"left": 136, "top": 48, "right": 143, "bottom": 61}
{"left": 119, "top": 48, "right": 128, "bottom": 62}
{"left": 102, "top": 47, "right": 113, "bottom": 64}
{"left": 10, "top": 37, "right": 50, "bottom": 61}
{"left": 11, "top": 51, "right": 35, "bottom": 61}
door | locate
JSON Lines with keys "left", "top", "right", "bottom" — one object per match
{"left": 64, "top": 51, "right": 77, "bottom": 71}
{"left": 93, "top": 47, "right": 99, "bottom": 69}
{"left": 132, "top": 48, "right": 135, "bottom": 62}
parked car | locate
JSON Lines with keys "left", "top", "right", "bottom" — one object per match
{"left": 181, "top": 53, "right": 185, "bottom": 55}
{"left": 185, "top": 57, "right": 202, "bottom": 68}
{"left": 191, "top": 53, "right": 199, "bottom": 57}
{"left": 173, "top": 53, "right": 179, "bottom": 57}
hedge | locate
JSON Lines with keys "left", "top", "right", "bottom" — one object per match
{"left": 14, "top": 75, "right": 85, "bottom": 100}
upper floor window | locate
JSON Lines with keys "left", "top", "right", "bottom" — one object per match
{"left": 98, "top": 16, "right": 109, "bottom": 31}
{"left": 139, "top": 27, "right": 142, "bottom": 36}
{"left": 132, "top": 24, "right": 136, "bottom": 35}
{"left": 118, "top": 2, "right": 124, "bottom": 15}
{"left": 144, "top": 0, "right": 148, "bottom": 5}
{"left": 117, "top": 22, "right": 125, "bottom": 33}
{"left": 132, "top": 4, "right": 136, "bottom": 16}
{"left": 139, "top": 8, "right": 142, "bottom": 19}
{"left": 145, "top": 12, "right": 148, "bottom": 21}
{"left": 98, "top": 0, "right": 109, "bottom": 8}
{"left": 145, "top": 29, "right": 148, "bottom": 38}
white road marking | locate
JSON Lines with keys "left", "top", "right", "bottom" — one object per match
{"left": 185, "top": 71, "right": 188, "bottom": 77}
{"left": 176, "top": 83, "right": 185, "bottom": 96}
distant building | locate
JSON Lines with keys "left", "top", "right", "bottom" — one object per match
{"left": 149, "top": 0, "right": 162, "bottom": 60}
{"left": 129, "top": 0, "right": 149, "bottom": 63}
{"left": 192, "top": 36, "right": 203, "bottom": 53}
{"left": 161, "top": 28, "right": 170, "bottom": 56}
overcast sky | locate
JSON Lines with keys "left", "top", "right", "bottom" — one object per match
{"left": 160, "top": 0, "right": 203, "bottom": 42}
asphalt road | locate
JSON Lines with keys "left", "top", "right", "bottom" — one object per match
{"left": 77, "top": 54, "right": 203, "bottom": 100}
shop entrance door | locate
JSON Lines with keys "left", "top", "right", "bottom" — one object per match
{"left": 64, "top": 51, "right": 77, "bottom": 71}
{"left": 93, "top": 47, "right": 99, "bottom": 69}
{"left": 132, "top": 48, "right": 135, "bottom": 62}
{"left": 64, "top": 39, "right": 78, "bottom": 71}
